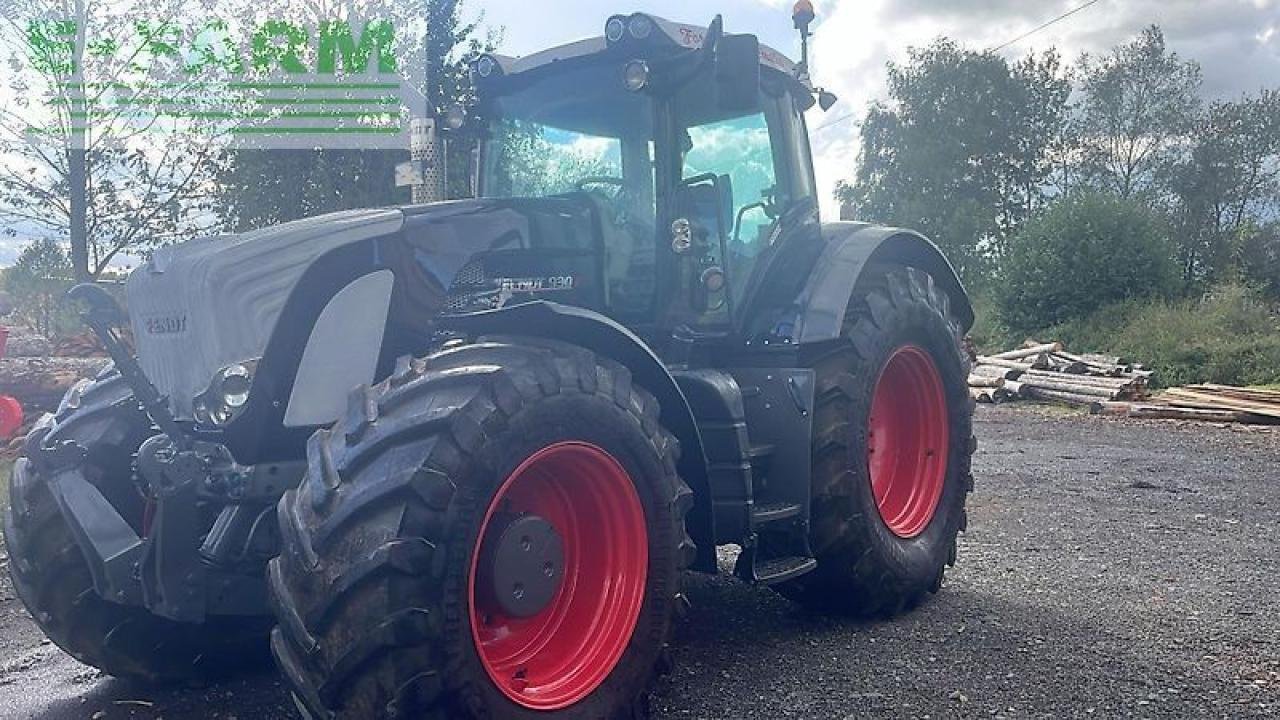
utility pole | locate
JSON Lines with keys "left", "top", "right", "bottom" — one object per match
{"left": 68, "top": 0, "right": 90, "bottom": 281}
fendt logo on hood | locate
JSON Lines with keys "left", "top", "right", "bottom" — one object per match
{"left": 144, "top": 314, "right": 189, "bottom": 336}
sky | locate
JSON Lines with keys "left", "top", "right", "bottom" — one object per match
{"left": 0, "top": 0, "right": 1276, "bottom": 262}
{"left": 473, "top": 0, "right": 1280, "bottom": 218}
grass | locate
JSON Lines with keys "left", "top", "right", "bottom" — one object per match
{"left": 972, "top": 284, "right": 1280, "bottom": 389}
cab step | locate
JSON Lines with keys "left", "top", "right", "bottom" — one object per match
{"left": 750, "top": 501, "right": 803, "bottom": 528}
{"left": 746, "top": 555, "right": 818, "bottom": 585}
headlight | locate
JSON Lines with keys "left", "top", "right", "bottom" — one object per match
{"left": 628, "top": 14, "right": 653, "bottom": 40}
{"left": 475, "top": 55, "right": 497, "bottom": 78}
{"left": 195, "top": 360, "right": 259, "bottom": 427}
{"left": 623, "top": 60, "right": 650, "bottom": 92}
{"left": 605, "top": 17, "right": 626, "bottom": 43}
{"left": 443, "top": 104, "right": 469, "bottom": 131}
{"left": 219, "top": 364, "right": 252, "bottom": 408}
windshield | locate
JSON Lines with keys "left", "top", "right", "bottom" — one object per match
{"left": 484, "top": 121, "right": 624, "bottom": 198}
{"left": 481, "top": 62, "right": 655, "bottom": 203}
{"left": 481, "top": 61, "right": 659, "bottom": 314}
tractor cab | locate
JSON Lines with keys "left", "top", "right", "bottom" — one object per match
{"left": 463, "top": 14, "right": 822, "bottom": 335}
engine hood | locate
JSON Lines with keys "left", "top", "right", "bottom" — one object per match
{"left": 126, "top": 196, "right": 604, "bottom": 423}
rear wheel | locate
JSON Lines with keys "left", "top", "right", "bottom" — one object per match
{"left": 776, "top": 265, "right": 974, "bottom": 616}
{"left": 3, "top": 370, "right": 272, "bottom": 682}
{"left": 269, "top": 339, "right": 693, "bottom": 719}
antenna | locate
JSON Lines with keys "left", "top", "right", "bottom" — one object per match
{"left": 792, "top": 0, "right": 815, "bottom": 81}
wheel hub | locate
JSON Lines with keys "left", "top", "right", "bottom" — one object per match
{"left": 468, "top": 441, "right": 649, "bottom": 711}
{"left": 480, "top": 514, "right": 564, "bottom": 618}
{"left": 867, "top": 345, "right": 950, "bottom": 538}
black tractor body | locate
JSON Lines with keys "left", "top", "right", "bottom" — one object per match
{"left": 6, "top": 11, "right": 976, "bottom": 718}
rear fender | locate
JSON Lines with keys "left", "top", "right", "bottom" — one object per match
{"left": 442, "top": 301, "right": 717, "bottom": 572}
{"left": 793, "top": 223, "right": 974, "bottom": 343}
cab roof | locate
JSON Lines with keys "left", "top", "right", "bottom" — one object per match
{"left": 480, "top": 13, "right": 805, "bottom": 88}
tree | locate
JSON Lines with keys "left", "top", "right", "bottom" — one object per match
{"left": 0, "top": 0, "right": 225, "bottom": 280}
{"left": 1073, "top": 26, "right": 1201, "bottom": 200}
{"left": 836, "top": 39, "right": 1069, "bottom": 281}
{"left": 1167, "top": 90, "right": 1280, "bottom": 289}
{"left": 213, "top": 0, "right": 492, "bottom": 230}
{"left": 1, "top": 237, "right": 76, "bottom": 336}
{"left": 996, "top": 192, "right": 1178, "bottom": 334}
{"left": 1240, "top": 223, "right": 1280, "bottom": 300}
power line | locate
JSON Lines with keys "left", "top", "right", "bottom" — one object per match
{"left": 811, "top": 111, "right": 860, "bottom": 135}
{"left": 810, "top": 0, "right": 1104, "bottom": 137}
{"left": 988, "top": 0, "right": 1103, "bottom": 53}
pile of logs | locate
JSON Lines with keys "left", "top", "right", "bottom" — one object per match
{"left": 1097, "top": 384, "right": 1280, "bottom": 425}
{"left": 969, "top": 341, "right": 1151, "bottom": 406}
{"left": 0, "top": 328, "right": 110, "bottom": 456}
{"left": 971, "top": 341, "right": 1280, "bottom": 426}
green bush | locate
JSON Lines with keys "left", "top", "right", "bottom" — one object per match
{"left": 966, "top": 290, "right": 1020, "bottom": 354}
{"left": 997, "top": 192, "right": 1179, "bottom": 335}
{"left": 1241, "top": 223, "right": 1279, "bottom": 300}
{"left": 1, "top": 238, "right": 78, "bottom": 338}
{"left": 1046, "top": 283, "right": 1280, "bottom": 387}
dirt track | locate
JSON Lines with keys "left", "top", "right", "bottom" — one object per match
{"left": 2, "top": 405, "right": 1278, "bottom": 719}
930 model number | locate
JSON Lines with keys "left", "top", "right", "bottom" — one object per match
{"left": 499, "top": 276, "right": 575, "bottom": 293}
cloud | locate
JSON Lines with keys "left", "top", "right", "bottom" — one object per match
{"left": 802, "top": 0, "right": 1280, "bottom": 217}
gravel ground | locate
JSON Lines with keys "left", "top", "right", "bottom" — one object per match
{"left": 1, "top": 404, "right": 1277, "bottom": 719}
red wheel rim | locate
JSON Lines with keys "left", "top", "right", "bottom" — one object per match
{"left": 468, "top": 442, "right": 648, "bottom": 711}
{"left": 0, "top": 395, "right": 23, "bottom": 439}
{"left": 867, "top": 345, "right": 950, "bottom": 538}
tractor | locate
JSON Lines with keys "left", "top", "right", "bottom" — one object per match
{"left": 4, "top": 6, "right": 975, "bottom": 719}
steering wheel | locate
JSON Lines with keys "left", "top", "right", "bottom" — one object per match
{"left": 576, "top": 176, "right": 632, "bottom": 226}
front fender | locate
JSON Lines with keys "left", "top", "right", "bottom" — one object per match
{"left": 792, "top": 223, "right": 974, "bottom": 343}
{"left": 442, "top": 301, "right": 717, "bottom": 573}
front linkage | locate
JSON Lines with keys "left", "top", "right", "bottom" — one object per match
{"left": 31, "top": 285, "right": 302, "bottom": 623}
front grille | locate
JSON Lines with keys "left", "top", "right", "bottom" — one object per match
{"left": 444, "top": 259, "right": 503, "bottom": 313}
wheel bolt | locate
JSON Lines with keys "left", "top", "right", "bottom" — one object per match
{"left": 512, "top": 583, "right": 524, "bottom": 600}
{"left": 543, "top": 562, "right": 554, "bottom": 577}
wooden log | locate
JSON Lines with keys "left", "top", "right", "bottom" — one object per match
{"left": 1021, "top": 386, "right": 1106, "bottom": 407}
{"left": 990, "top": 342, "right": 1063, "bottom": 361}
{"left": 3, "top": 330, "right": 54, "bottom": 357}
{"left": 0, "top": 357, "right": 107, "bottom": 413}
{"left": 968, "top": 374, "right": 1006, "bottom": 389}
{"left": 1161, "top": 388, "right": 1280, "bottom": 419}
{"left": 1003, "top": 380, "right": 1024, "bottom": 398}
{"left": 1187, "top": 384, "right": 1280, "bottom": 403}
{"left": 1081, "top": 352, "right": 1128, "bottom": 367}
{"left": 1051, "top": 360, "right": 1092, "bottom": 374}
{"left": 970, "top": 387, "right": 1000, "bottom": 403}
{"left": 1018, "top": 377, "right": 1122, "bottom": 399}
{"left": 972, "top": 365, "right": 1023, "bottom": 381}
{"left": 1020, "top": 370, "right": 1134, "bottom": 389}
{"left": 1052, "top": 350, "right": 1123, "bottom": 374}
{"left": 1092, "top": 402, "right": 1248, "bottom": 422}
{"left": 976, "top": 356, "right": 1034, "bottom": 371}
{"left": 1028, "top": 352, "right": 1055, "bottom": 370}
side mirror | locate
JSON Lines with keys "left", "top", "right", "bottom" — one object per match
{"left": 715, "top": 33, "right": 761, "bottom": 113}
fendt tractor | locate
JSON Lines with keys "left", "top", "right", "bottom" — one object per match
{"left": 5, "top": 5, "right": 976, "bottom": 719}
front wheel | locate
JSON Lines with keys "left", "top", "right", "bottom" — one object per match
{"left": 269, "top": 339, "right": 693, "bottom": 719}
{"left": 776, "top": 265, "right": 975, "bottom": 617}
{"left": 4, "top": 370, "right": 272, "bottom": 682}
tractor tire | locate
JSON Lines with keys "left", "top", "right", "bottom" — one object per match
{"left": 269, "top": 339, "right": 693, "bottom": 719}
{"left": 3, "top": 368, "right": 273, "bottom": 683}
{"left": 775, "top": 265, "right": 974, "bottom": 617}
